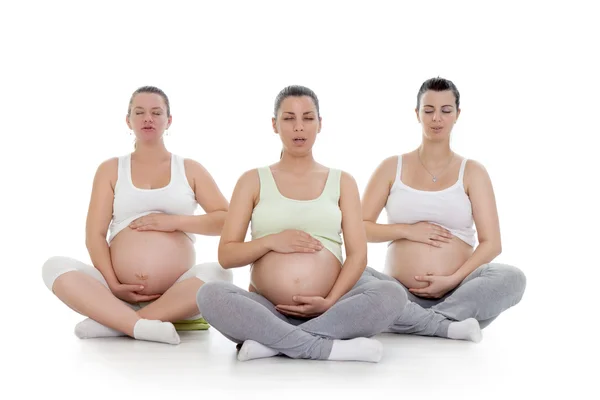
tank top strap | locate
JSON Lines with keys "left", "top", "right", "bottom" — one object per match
{"left": 116, "top": 153, "right": 131, "bottom": 188}
{"left": 321, "top": 168, "right": 342, "bottom": 201}
{"left": 458, "top": 158, "right": 468, "bottom": 185}
{"left": 396, "top": 155, "right": 403, "bottom": 184}
{"left": 171, "top": 154, "right": 187, "bottom": 183}
{"left": 257, "top": 166, "right": 279, "bottom": 199}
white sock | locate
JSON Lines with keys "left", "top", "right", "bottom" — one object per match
{"left": 447, "top": 318, "right": 483, "bottom": 342}
{"left": 237, "top": 340, "right": 280, "bottom": 361}
{"left": 74, "top": 318, "right": 127, "bottom": 339}
{"left": 327, "top": 337, "right": 383, "bottom": 363}
{"left": 132, "top": 319, "right": 180, "bottom": 345}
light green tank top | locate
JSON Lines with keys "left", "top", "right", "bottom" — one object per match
{"left": 251, "top": 166, "right": 344, "bottom": 264}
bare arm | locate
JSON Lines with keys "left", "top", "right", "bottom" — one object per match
{"left": 325, "top": 172, "right": 368, "bottom": 304}
{"left": 451, "top": 160, "right": 502, "bottom": 282}
{"left": 217, "top": 170, "right": 272, "bottom": 269}
{"left": 85, "top": 159, "right": 120, "bottom": 288}
{"left": 172, "top": 159, "right": 229, "bottom": 236}
{"left": 362, "top": 156, "right": 413, "bottom": 242}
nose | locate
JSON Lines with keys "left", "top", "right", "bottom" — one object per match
{"left": 293, "top": 122, "right": 304, "bottom": 132}
{"left": 143, "top": 112, "right": 153, "bottom": 123}
{"left": 432, "top": 111, "right": 441, "bottom": 122}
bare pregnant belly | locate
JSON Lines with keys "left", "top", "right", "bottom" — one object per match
{"left": 250, "top": 249, "right": 341, "bottom": 306}
{"left": 384, "top": 237, "right": 473, "bottom": 290}
{"left": 109, "top": 228, "right": 196, "bottom": 295}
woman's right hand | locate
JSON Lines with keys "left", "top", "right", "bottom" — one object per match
{"left": 109, "top": 283, "right": 162, "bottom": 303}
{"left": 267, "top": 230, "right": 324, "bottom": 253}
{"left": 407, "top": 222, "right": 453, "bottom": 247}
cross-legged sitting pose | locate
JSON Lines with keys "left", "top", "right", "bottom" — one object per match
{"left": 197, "top": 85, "right": 407, "bottom": 362}
{"left": 361, "top": 77, "right": 526, "bottom": 342}
{"left": 42, "top": 86, "right": 232, "bottom": 345}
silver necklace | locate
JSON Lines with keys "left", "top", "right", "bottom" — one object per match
{"left": 418, "top": 151, "right": 454, "bottom": 183}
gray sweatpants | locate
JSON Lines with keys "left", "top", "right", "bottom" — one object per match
{"left": 196, "top": 271, "right": 407, "bottom": 360}
{"left": 364, "top": 263, "right": 527, "bottom": 336}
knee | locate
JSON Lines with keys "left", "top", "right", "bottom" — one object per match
{"left": 491, "top": 263, "right": 527, "bottom": 300}
{"left": 365, "top": 280, "right": 408, "bottom": 313}
{"left": 41, "top": 256, "right": 73, "bottom": 292}
{"left": 196, "top": 281, "right": 232, "bottom": 320}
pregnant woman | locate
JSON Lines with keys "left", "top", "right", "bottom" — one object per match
{"left": 196, "top": 85, "right": 407, "bottom": 362}
{"left": 361, "top": 77, "right": 527, "bottom": 341}
{"left": 42, "top": 86, "right": 232, "bottom": 345}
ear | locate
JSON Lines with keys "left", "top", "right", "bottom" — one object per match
{"left": 317, "top": 116, "right": 322, "bottom": 134}
{"left": 415, "top": 108, "right": 421, "bottom": 123}
{"left": 126, "top": 114, "right": 132, "bottom": 130}
{"left": 167, "top": 114, "right": 173, "bottom": 129}
{"left": 272, "top": 117, "right": 278, "bottom": 133}
{"left": 455, "top": 108, "right": 461, "bottom": 122}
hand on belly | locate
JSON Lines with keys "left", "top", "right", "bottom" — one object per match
{"left": 251, "top": 251, "right": 341, "bottom": 307}
{"left": 385, "top": 238, "right": 472, "bottom": 292}
{"left": 109, "top": 228, "right": 195, "bottom": 295}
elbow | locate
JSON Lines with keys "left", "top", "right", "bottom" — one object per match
{"left": 481, "top": 237, "right": 502, "bottom": 258}
{"left": 85, "top": 232, "right": 106, "bottom": 252}
{"left": 217, "top": 245, "right": 234, "bottom": 269}
{"left": 347, "top": 250, "right": 368, "bottom": 271}
{"left": 495, "top": 242, "right": 502, "bottom": 258}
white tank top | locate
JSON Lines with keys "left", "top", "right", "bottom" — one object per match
{"left": 384, "top": 155, "right": 476, "bottom": 247}
{"left": 107, "top": 153, "right": 197, "bottom": 243}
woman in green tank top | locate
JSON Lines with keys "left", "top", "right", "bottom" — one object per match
{"left": 196, "top": 85, "right": 408, "bottom": 362}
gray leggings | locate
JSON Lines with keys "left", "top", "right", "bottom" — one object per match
{"left": 196, "top": 271, "right": 407, "bottom": 360}
{"left": 364, "top": 263, "right": 527, "bottom": 336}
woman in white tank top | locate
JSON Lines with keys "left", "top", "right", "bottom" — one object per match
{"left": 41, "top": 86, "right": 232, "bottom": 345}
{"left": 360, "top": 77, "right": 527, "bottom": 341}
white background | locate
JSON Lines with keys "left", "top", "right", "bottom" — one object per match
{"left": 2, "top": 0, "right": 598, "bottom": 399}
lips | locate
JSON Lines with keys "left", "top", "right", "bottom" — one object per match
{"left": 293, "top": 137, "right": 307, "bottom": 143}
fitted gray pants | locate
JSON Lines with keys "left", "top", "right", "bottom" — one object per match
{"left": 363, "top": 263, "right": 527, "bottom": 336}
{"left": 196, "top": 271, "right": 407, "bottom": 360}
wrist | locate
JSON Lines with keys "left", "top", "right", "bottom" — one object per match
{"left": 170, "top": 214, "right": 185, "bottom": 230}
{"left": 323, "top": 295, "right": 337, "bottom": 309}
{"left": 449, "top": 271, "right": 464, "bottom": 286}
{"left": 106, "top": 278, "right": 120, "bottom": 289}
{"left": 261, "top": 234, "right": 275, "bottom": 251}
{"left": 398, "top": 224, "right": 413, "bottom": 240}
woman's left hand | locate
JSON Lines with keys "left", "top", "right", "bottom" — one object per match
{"left": 129, "top": 214, "right": 179, "bottom": 232}
{"left": 276, "top": 296, "right": 334, "bottom": 318}
{"left": 409, "top": 274, "right": 460, "bottom": 299}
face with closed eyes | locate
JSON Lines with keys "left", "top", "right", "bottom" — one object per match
{"left": 416, "top": 90, "right": 460, "bottom": 142}
{"left": 272, "top": 96, "right": 322, "bottom": 156}
{"left": 126, "top": 92, "right": 172, "bottom": 143}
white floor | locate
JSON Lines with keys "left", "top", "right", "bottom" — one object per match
{"left": 9, "top": 289, "right": 594, "bottom": 400}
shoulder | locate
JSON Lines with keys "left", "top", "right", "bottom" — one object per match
{"left": 463, "top": 158, "right": 490, "bottom": 179}
{"left": 183, "top": 157, "right": 210, "bottom": 176}
{"left": 95, "top": 157, "right": 119, "bottom": 177}
{"left": 92, "top": 157, "right": 119, "bottom": 189}
{"left": 235, "top": 168, "right": 261, "bottom": 191}
{"left": 338, "top": 170, "right": 359, "bottom": 192}
{"left": 379, "top": 155, "right": 401, "bottom": 175}
{"left": 462, "top": 158, "right": 493, "bottom": 192}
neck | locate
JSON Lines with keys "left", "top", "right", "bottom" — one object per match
{"left": 418, "top": 140, "right": 453, "bottom": 166}
{"left": 132, "top": 140, "right": 170, "bottom": 161}
{"left": 279, "top": 151, "right": 317, "bottom": 173}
